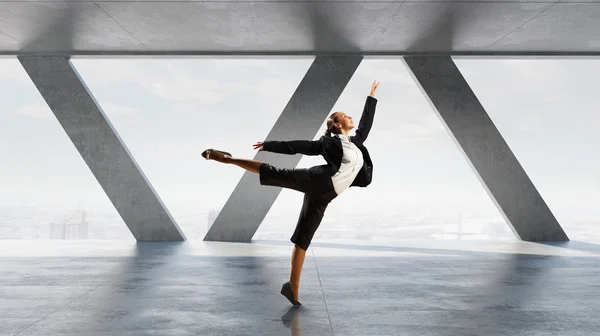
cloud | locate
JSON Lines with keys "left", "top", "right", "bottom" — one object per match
{"left": 399, "top": 122, "right": 444, "bottom": 137}
{"left": 357, "top": 59, "right": 416, "bottom": 85}
{"left": 11, "top": 102, "right": 52, "bottom": 119}
{"left": 156, "top": 141, "right": 200, "bottom": 157}
{"left": 11, "top": 100, "right": 140, "bottom": 122}
{"left": 454, "top": 59, "right": 600, "bottom": 133}
{"left": 99, "top": 102, "right": 140, "bottom": 118}
{"left": 145, "top": 77, "right": 226, "bottom": 104}
{"left": 0, "top": 58, "right": 226, "bottom": 106}
{"left": 230, "top": 76, "right": 302, "bottom": 97}
{"left": 71, "top": 59, "right": 312, "bottom": 106}
{"left": 211, "top": 58, "right": 275, "bottom": 70}
{"left": 0, "top": 58, "right": 42, "bottom": 85}
{"left": 73, "top": 59, "right": 227, "bottom": 104}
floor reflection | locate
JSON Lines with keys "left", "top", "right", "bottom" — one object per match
{"left": 540, "top": 240, "right": 600, "bottom": 255}
{"left": 3, "top": 240, "right": 599, "bottom": 335}
{"left": 281, "top": 306, "right": 303, "bottom": 336}
{"left": 84, "top": 242, "right": 186, "bottom": 331}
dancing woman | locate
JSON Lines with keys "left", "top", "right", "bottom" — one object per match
{"left": 202, "top": 80, "right": 380, "bottom": 306}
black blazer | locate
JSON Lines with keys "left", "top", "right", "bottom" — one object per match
{"left": 262, "top": 96, "right": 378, "bottom": 188}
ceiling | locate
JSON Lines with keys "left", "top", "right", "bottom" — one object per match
{"left": 1, "top": 1, "right": 600, "bottom": 56}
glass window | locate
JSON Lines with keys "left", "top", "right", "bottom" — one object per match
{"left": 0, "top": 58, "right": 130, "bottom": 240}
{"left": 455, "top": 58, "right": 600, "bottom": 242}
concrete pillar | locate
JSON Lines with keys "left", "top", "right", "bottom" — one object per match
{"left": 204, "top": 56, "right": 362, "bottom": 242}
{"left": 19, "top": 56, "right": 185, "bottom": 241}
{"left": 403, "top": 56, "right": 568, "bottom": 241}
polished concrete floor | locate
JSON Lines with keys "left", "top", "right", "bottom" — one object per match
{"left": 1, "top": 239, "right": 600, "bottom": 336}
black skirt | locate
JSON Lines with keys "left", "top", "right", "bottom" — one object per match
{"left": 259, "top": 163, "right": 338, "bottom": 250}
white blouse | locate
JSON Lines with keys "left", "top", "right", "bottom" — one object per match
{"left": 330, "top": 134, "right": 364, "bottom": 195}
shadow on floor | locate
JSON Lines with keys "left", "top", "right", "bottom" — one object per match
{"left": 83, "top": 242, "right": 187, "bottom": 331}
{"left": 461, "top": 252, "right": 560, "bottom": 335}
{"left": 538, "top": 240, "right": 600, "bottom": 255}
{"left": 278, "top": 251, "right": 563, "bottom": 336}
{"left": 4, "top": 240, "right": 600, "bottom": 335}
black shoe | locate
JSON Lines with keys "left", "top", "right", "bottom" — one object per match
{"left": 281, "top": 282, "right": 302, "bottom": 306}
{"left": 201, "top": 149, "right": 231, "bottom": 161}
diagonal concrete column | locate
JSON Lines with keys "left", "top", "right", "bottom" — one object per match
{"left": 204, "top": 56, "right": 362, "bottom": 242}
{"left": 18, "top": 56, "right": 185, "bottom": 241}
{"left": 403, "top": 56, "right": 568, "bottom": 241}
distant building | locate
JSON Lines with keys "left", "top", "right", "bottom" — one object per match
{"left": 49, "top": 222, "right": 65, "bottom": 239}
{"left": 50, "top": 208, "right": 89, "bottom": 240}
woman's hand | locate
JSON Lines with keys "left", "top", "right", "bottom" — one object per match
{"left": 369, "top": 80, "right": 380, "bottom": 97}
{"left": 253, "top": 142, "right": 264, "bottom": 151}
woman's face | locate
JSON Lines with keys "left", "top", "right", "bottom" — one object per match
{"left": 334, "top": 112, "right": 354, "bottom": 131}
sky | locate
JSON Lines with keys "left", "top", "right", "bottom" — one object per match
{"left": 0, "top": 57, "right": 599, "bottom": 239}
